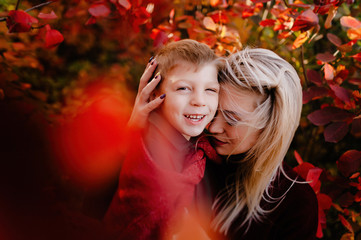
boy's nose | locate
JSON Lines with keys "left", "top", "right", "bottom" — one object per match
{"left": 190, "top": 92, "right": 206, "bottom": 106}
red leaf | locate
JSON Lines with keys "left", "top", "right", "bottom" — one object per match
{"left": 351, "top": 52, "right": 361, "bottom": 62}
{"left": 355, "top": 191, "right": 361, "bottom": 202}
{"left": 351, "top": 118, "right": 361, "bottom": 137}
{"left": 338, "top": 214, "right": 354, "bottom": 233}
{"left": 242, "top": 9, "right": 255, "bottom": 18}
{"left": 338, "top": 192, "right": 355, "bottom": 207}
{"left": 302, "top": 86, "right": 328, "bottom": 104}
{"left": 324, "top": 63, "right": 334, "bottom": 80}
{"left": 317, "top": 193, "right": 332, "bottom": 210}
{"left": 335, "top": 69, "right": 349, "bottom": 82}
{"left": 85, "top": 16, "right": 97, "bottom": 25}
{"left": 45, "top": 26, "right": 64, "bottom": 48}
{"left": 340, "top": 16, "right": 361, "bottom": 29}
{"left": 327, "top": 33, "right": 342, "bottom": 46}
{"left": 307, "top": 69, "right": 323, "bottom": 86}
{"left": 316, "top": 52, "right": 336, "bottom": 62}
{"left": 260, "top": 19, "right": 276, "bottom": 27}
{"left": 293, "top": 162, "right": 315, "bottom": 180}
{"left": 306, "top": 168, "right": 323, "bottom": 188}
{"left": 89, "top": 3, "right": 111, "bottom": 18}
{"left": 324, "top": 122, "right": 348, "bottom": 143}
{"left": 291, "top": 9, "right": 319, "bottom": 32}
{"left": 118, "top": 0, "right": 131, "bottom": 10}
{"left": 329, "top": 84, "right": 351, "bottom": 104}
{"left": 337, "top": 150, "right": 361, "bottom": 177}
{"left": 294, "top": 150, "right": 303, "bottom": 165}
{"left": 348, "top": 78, "right": 361, "bottom": 85}
{"left": 307, "top": 107, "right": 353, "bottom": 126}
{"left": 209, "top": 11, "right": 230, "bottom": 24}
{"left": 252, "top": 0, "right": 271, "bottom": 2}
{"left": 38, "top": 10, "right": 58, "bottom": 20}
{"left": 150, "top": 29, "right": 168, "bottom": 48}
{"left": 6, "top": 10, "right": 38, "bottom": 33}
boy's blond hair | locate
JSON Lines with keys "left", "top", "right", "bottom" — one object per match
{"left": 155, "top": 39, "right": 221, "bottom": 78}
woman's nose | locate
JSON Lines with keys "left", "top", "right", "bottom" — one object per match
{"left": 208, "top": 115, "right": 224, "bottom": 134}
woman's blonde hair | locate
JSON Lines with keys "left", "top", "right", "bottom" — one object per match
{"left": 212, "top": 48, "right": 303, "bottom": 234}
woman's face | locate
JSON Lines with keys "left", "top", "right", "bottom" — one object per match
{"left": 208, "top": 84, "right": 264, "bottom": 156}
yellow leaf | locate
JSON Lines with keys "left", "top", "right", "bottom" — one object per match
{"left": 203, "top": 17, "right": 217, "bottom": 31}
{"left": 340, "top": 233, "right": 354, "bottom": 240}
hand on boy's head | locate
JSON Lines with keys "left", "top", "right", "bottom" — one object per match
{"left": 127, "top": 58, "right": 166, "bottom": 130}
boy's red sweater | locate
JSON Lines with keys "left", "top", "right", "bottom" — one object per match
{"left": 103, "top": 113, "right": 218, "bottom": 239}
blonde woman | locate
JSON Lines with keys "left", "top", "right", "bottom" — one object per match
{"left": 121, "top": 47, "right": 318, "bottom": 239}
{"left": 194, "top": 48, "right": 318, "bottom": 239}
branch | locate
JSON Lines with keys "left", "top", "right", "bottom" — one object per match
{"left": 25, "top": 1, "right": 54, "bottom": 13}
{"left": 301, "top": 45, "right": 308, "bottom": 88}
{"left": 15, "top": 0, "right": 21, "bottom": 10}
{"left": 0, "top": 1, "right": 55, "bottom": 22}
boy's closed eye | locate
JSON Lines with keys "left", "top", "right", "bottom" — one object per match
{"left": 177, "top": 87, "right": 190, "bottom": 91}
{"left": 206, "top": 88, "right": 219, "bottom": 93}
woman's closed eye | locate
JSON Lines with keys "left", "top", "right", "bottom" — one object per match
{"left": 222, "top": 110, "right": 241, "bottom": 126}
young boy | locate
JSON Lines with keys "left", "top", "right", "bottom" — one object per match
{"left": 103, "top": 39, "right": 221, "bottom": 239}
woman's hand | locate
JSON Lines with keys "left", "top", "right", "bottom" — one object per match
{"left": 127, "top": 58, "right": 165, "bottom": 129}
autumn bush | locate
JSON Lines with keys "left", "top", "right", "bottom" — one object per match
{"left": 0, "top": 0, "right": 360, "bottom": 239}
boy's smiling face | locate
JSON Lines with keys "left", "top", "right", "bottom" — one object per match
{"left": 155, "top": 61, "right": 219, "bottom": 140}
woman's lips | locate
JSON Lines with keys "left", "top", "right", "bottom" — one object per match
{"left": 211, "top": 137, "right": 227, "bottom": 146}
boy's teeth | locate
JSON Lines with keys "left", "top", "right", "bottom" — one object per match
{"left": 185, "top": 115, "right": 204, "bottom": 120}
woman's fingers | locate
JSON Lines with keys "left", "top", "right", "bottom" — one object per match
{"left": 139, "top": 72, "right": 161, "bottom": 103}
{"left": 138, "top": 58, "right": 158, "bottom": 93}
{"left": 127, "top": 93, "right": 165, "bottom": 129}
{"left": 144, "top": 94, "right": 166, "bottom": 113}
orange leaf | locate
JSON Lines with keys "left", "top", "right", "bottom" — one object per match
{"left": 324, "top": 63, "right": 334, "bottom": 80}
{"left": 294, "top": 150, "right": 303, "bottom": 165}
{"left": 349, "top": 172, "right": 360, "bottom": 179}
{"left": 338, "top": 214, "right": 354, "bottom": 233}
{"left": 203, "top": 17, "right": 217, "bottom": 31}
{"left": 324, "top": 6, "right": 337, "bottom": 29}
{"left": 292, "top": 31, "right": 309, "bottom": 49}
{"left": 347, "top": 27, "right": 361, "bottom": 40}
{"left": 118, "top": 0, "right": 131, "bottom": 10}
{"left": 340, "top": 16, "right": 361, "bottom": 29}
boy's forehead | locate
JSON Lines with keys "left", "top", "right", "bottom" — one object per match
{"left": 161, "top": 62, "right": 219, "bottom": 87}
{"left": 166, "top": 61, "right": 217, "bottom": 76}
